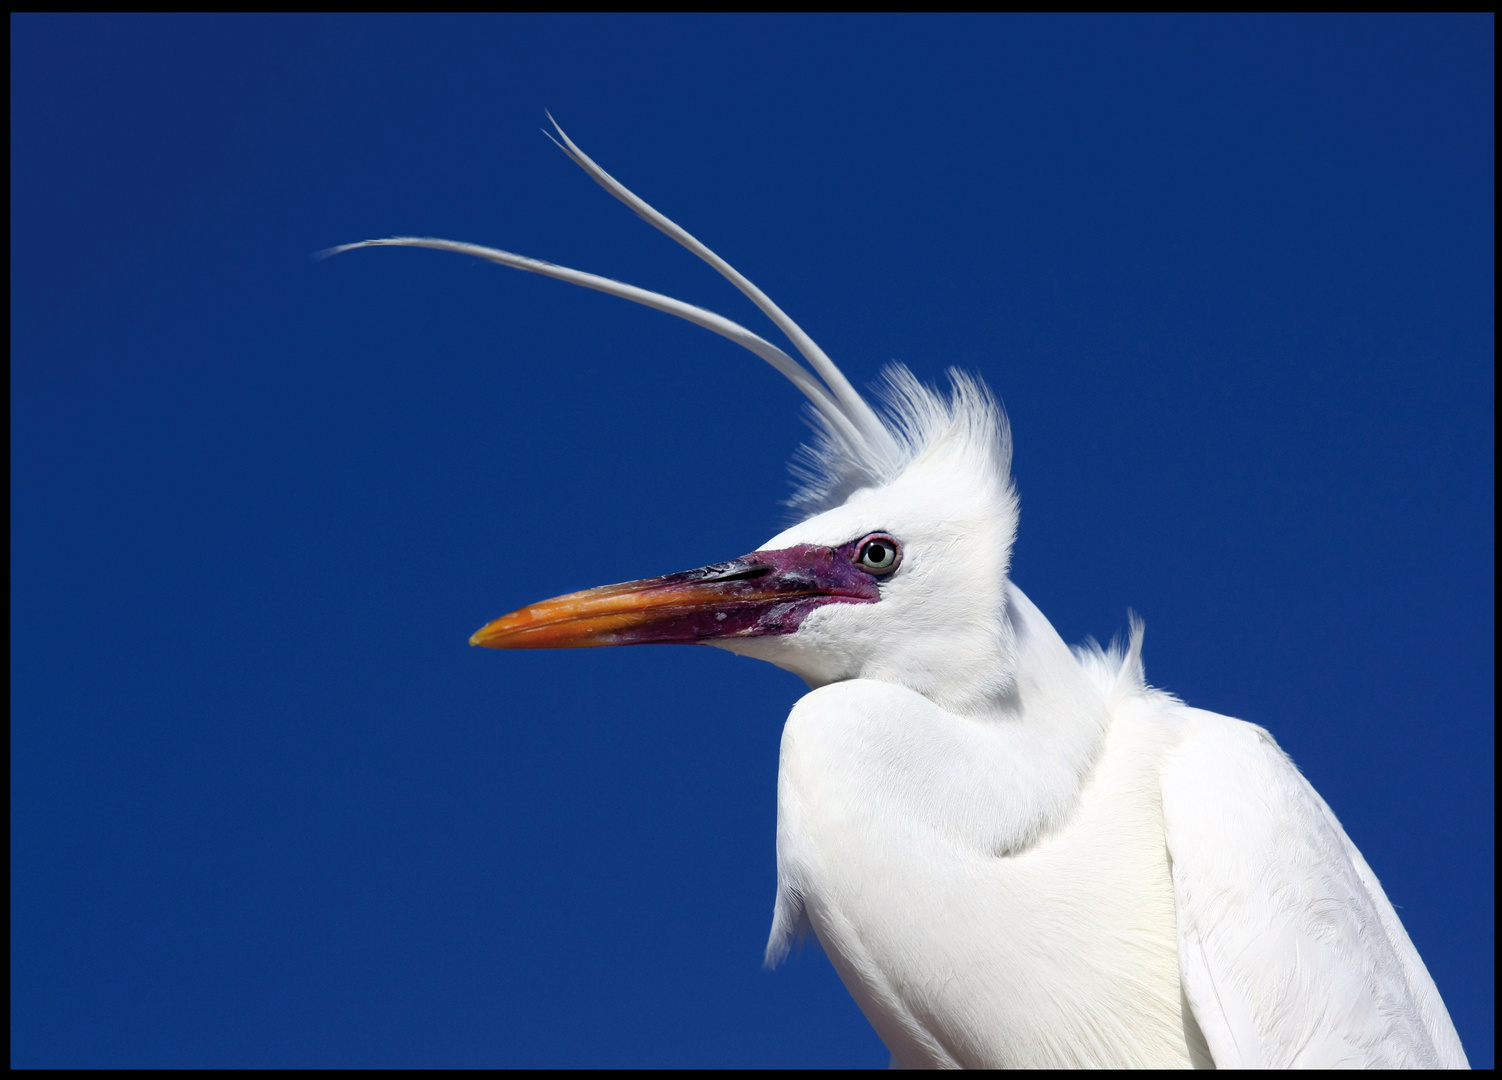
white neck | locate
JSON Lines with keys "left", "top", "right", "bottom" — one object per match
{"left": 900, "top": 582, "right": 1113, "bottom": 854}
{"left": 772, "top": 581, "right": 1112, "bottom": 858}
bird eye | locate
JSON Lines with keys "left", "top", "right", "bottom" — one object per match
{"left": 856, "top": 535, "right": 900, "bottom": 575}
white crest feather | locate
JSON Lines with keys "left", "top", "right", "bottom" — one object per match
{"left": 320, "top": 116, "right": 905, "bottom": 486}
{"left": 788, "top": 365, "right": 1013, "bottom": 518}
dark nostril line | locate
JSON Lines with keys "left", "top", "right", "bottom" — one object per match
{"left": 712, "top": 566, "right": 773, "bottom": 583}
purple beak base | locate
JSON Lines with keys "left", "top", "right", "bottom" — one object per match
{"left": 470, "top": 541, "right": 882, "bottom": 649}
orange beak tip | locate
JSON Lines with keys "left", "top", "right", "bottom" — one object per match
{"left": 470, "top": 623, "right": 499, "bottom": 647}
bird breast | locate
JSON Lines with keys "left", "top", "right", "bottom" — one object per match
{"left": 772, "top": 678, "right": 1207, "bottom": 1069}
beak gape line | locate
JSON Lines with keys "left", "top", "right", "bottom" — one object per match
{"left": 470, "top": 541, "right": 884, "bottom": 650}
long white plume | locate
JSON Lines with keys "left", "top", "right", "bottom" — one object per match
{"left": 320, "top": 117, "right": 900, "bottom": 474}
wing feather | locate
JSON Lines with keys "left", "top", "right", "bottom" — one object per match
{"left": 1162, "top": 713, "right": 1467, "bottom": 1068}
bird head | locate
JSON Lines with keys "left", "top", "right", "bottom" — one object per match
{"left": 330, "top": 120, "right": 1019, "bottom": 715}
{"left": 471, "top": 369, "right": 1021, "bottom": 716}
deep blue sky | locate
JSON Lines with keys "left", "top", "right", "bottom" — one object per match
{"left": 11, "top": 14, "right": 1494, "bottom": 1068}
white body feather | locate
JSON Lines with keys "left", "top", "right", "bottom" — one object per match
{"left": 333, "top": 121, "right": 1469, "bottom": 1069}
{"left": 766, "top": 590, "right": 1467, "bottom": 1067}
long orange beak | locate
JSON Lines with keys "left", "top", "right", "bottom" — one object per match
{"left": 470, "top": 543, "right": 881, "bottom": 650}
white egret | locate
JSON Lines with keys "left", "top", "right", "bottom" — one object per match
{"left": 328, "top": 121, "right": 1469, "bottom": 1069}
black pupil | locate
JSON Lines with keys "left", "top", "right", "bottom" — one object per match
{"left": 866, "top": 543, "right": 890, "bottom": 565}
